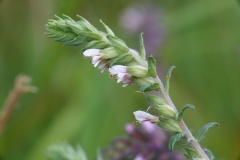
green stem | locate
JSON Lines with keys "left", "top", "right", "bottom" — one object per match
{"left": 131, "top": 51, "right": 209, "bottom": 159}
{"left": 155, "top": 76, "right": 209, "bottom": 160}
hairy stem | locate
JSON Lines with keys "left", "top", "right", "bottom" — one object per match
{"left": 155, "top": 76, "right": 209, "bottom": 159}
{"left": 132, "top": 52, "right": 209, "bottom": 159}
{"left": 127, "top": 46, "right": 209, "bottom": 160}
{"left": 179, "top": 120, "right": 209, "bottom": 159}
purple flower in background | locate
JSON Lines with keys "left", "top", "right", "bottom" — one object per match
{"left": 119, "top": 3, "right": 166, "bottom": 57}
{"left": 101, "top": 122, "right": 183, "bottom": 160}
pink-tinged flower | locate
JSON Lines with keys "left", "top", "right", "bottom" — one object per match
{"left": 83, "top": 49, "right": 108, "bottom": 72}
{"left": 109, "top": 65, "right": 133, "bottom": 87}
{"left": 122, "top": 79, "right": 133, "bottom": 87}
{"left": 134, "top": 155, "right": 144, "bottom": 160}
{"left": 133, "top": 111, "right": 159, "bottom": 123}
{"left": 98, "top": 61, "right": 108, "bottom": 73}
{"left": 101, "top": 121, "right": 184, "bottom": 160}
{"left": 109, "top": 65, "right": 127, "bottom": 75}
{"left": 83, "top": 49, "right": 101, "bottom": 57}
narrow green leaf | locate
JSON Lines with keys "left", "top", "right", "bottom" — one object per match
{"left": 65, "top": 22, "right": 85, "bottom": 34}
{"left": 81, "top": 40, "right": 109, "bottom": 52}
{"left": 78, "top": 31, "right": 101, "bottom": 40}
{"left": 64, "top": 36, "right": 87, "bottom": 46}
{"left": 99, "top": 19, "right": 115, "bottom": 36}
{"left": 204, "top": 148, "right": 215, "bottom": 160}
{"left": 168, "top": 131, "right": 186, "bottom": 151}
{"left": 196, "top": 122, "right": 220, "bottom": 142}
{"left": 54, "top": 15, "right": 65, "bottom": 22}
{"left": 62, "top": 14, "right": 75, "bottom": 22}
{"left": 177, "top": 104, "right": 195, "bottom": 121}
{"left": 48, "top": 31, "right": 65, "bottom": 39}
{"left": 109, "top": 54, "right": 133, "bottom": 67}
{"left": 107, "top": 35, "right": 129, "bottom": 53}
{"left": 185, "top": 148, "right": 201, "bottom": 159}
{"left": 147, "top": 56, "right": 157, "bottom": 77}
{"left": 164, "top": 66, "right": 176, "bottom": 94}
{"left": 55, "top": 21, "right": 72, "bottom": 32}
{"left": 140, "top": 83, "right": 159, "bottom": 92}
{"left": 139, "top": 33, "right": 146, "bottom": 60}
{"left": 55, "top": 33, "right": 76, "bottom": 42}
{"left": 76, "top": 15, "right": 99, "bottom": 33}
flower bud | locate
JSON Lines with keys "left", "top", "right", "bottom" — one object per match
{"left": 156, "top": 104, "right": 177, "bottom": 119}
{"left": 107, "top": 35, "right": 129, "bottom": 53}
{"left": 133, "top": 111, "right": 159, "bottom": 123}
{"left": 147, "top": 95, "right": 177, "bottom": 118}
{"left": 65, "top": 21, "right": 85, "bottom": 34}
{"left": 158, "top": 118, "right": 182, "bottom": 132}
{"left": 100, "top": 47, "right": 119, "bottom": 59}
{"left": 132, "top": 77, "right": 155, "bottom": 86}
{"left": 127, "top": 65, "right": 148, "bottom": 78}
{"left": 109, "top": 65, "right": 133, "bottom": 87}
{"left": 147, "top": 95, "right": 165, "bottom": 105}
{"left": 109, "top": 54, "right": 133, "bottom": 67}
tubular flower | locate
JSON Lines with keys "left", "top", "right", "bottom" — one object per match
{"left": 97, "top": 60, "right": 108, "bottom": 73}
{"left": 109, "top": 65, "right": 133, "bottom": 87}
{"left": 133, "top": 111, "right": 159, "bottom": 123}
{"left": 83, "top": 49, "right": 105, "bottom": 68}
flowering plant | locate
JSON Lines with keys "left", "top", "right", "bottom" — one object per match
{"left": 45, "top": 15, "right": 219, "bottom": 160}
{"left": 101, "top": 121, "right": 183, "bottom": 160}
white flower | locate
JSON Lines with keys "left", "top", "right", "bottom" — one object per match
{"left": 109, "top": 65, "right": 127, "bottom": 75}
{"left": 133, "top": 110, "right": 159, "bottom": 123}
{"left": 91, "top": 55, "right": 102, "bottom": 67}
{"left": 122, "top": 79, "right": 132, "bottom": 87}
{"left": 83, "top": 49, "right": 107, "bottom": 71}
{"left": 83, "top": 49, "right": 101, "bottom": 57}
{"left": 109, "top": 65, "right": 133, "bottom": 87}
{"left": 98, "top": 61, "right": 108, "bottom": 73}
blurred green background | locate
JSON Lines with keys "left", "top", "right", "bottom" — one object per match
{"left": 0, "top": 0, "right": 240, "bottom": 159}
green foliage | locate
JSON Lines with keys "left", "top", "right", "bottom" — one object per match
{"left": 146, "top": 95, "right": 166, "bottom": 105}
{"left": 195, "top": 122, "right": 220, "bottom": 142}
{"left": 99, "top": 19, "right": 115, "bottom": 36}
{"left": 109, "top": 54, "right": 133, "bottom": 67}
{"left": 139, "top": 33, "right": 146, "bottom": 60}
{"left": 158, "top": 117, "right": 182, "bottom": 132}
{"left": 147, "top": 56, "right": 157, "bottom": 77}
{"left": 164, "top": 66, "right": 175, "bottom": 94}
{"left": 46, "top": 143, "right": 87, "bottom": 160}
{"left": 106, "top": 35, "right": 129, "bottom": 53}
{"left": 185, "top": 148, "right": 201, "bottom": 159}
{"left": 140, "top": 83, "right": 160, "bottom": 92}
{"left": 168, "top": 131, "right": 186, "bottom": 151}
{"left": 204, "top": 148, "right": 215, "bottom": 160}
{"left": 177, "top": 104, "right": 195, "bottom": 121}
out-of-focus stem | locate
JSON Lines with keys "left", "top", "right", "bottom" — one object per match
{"left": 0, "top": 75, "right": 37, "bottom": 137}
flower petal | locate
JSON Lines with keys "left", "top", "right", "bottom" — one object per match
{"left": 133, "top": 111, "right": 155, "bottom": 123}
{"left": 92, "top": 56, "right": 102, "bottom": 67}
{"left": 98, "top": 61, "right": 108, "bottom": 73}
{"left": 83, "top": 49, "right": 101, "bottom": 57}
{"left": 109, "top": 65, "right": 127, "bottom": 75}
